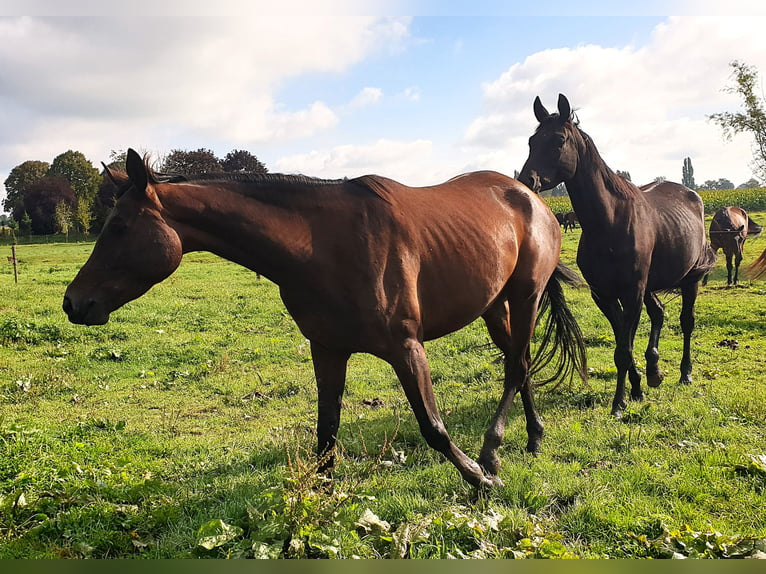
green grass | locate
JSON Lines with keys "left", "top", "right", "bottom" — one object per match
{"left": 1, "top": 220, "right": 766, "bottom": 559}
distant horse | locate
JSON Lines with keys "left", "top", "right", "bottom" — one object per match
{"left": 64, "top": 149, "right": 586, "bottom": 489}
{"left": 706, "top": 206, "right": 762, "bottom": 286}
{"left": 555, "top": 211, "right": 578, "bottom": 232}
{"left": 519, "top": 94, "right": 716, "bottom": 416}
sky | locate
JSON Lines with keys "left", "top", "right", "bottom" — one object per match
{"left": 3, "top": 1, "right": 766, "bottom": 212}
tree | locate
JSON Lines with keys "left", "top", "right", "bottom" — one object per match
{"left": 616, "top": 170, "right": 632, "bottom": 182}
{"left": 75, "top": 197, "right": 93, "bottom": 235}
{"left": 3, "top": 160, "right": 50, "bottom": 222}
{"left": 699, "top": 178, "right": 735, "bottom": 190}
{"left": 221, "top": 149, "right": 268, "bottom": 174}
{"left": 682, "top": 157, "right": 696, "bottom": 189}
{"left": 738, "top": 178, "right": 761, "bottom": 189}
{"left": 23, "top": 176, "right": 76, "bottom": 235}
{"left": 47, "top": 150, "right": 101, "bottom": 206}
{"left": 19, "top": 212, "right": 32, "bottom": 237}
{"left": 708, "top": 60, "right": 766, "bottom": 182}
{"left": 162, "top": 148, "right": 223, "bottom": 175}
{"left": 54, "top": 201, "right": 73, "bottom": 239}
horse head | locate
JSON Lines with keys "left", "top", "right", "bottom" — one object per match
{"left": 63, "top": 149, "right": 183, "bottom": 325}
{"left": 519, "top": 94, "right": 577, "bottom": 193}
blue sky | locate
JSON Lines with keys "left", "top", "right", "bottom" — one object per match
{"left": 2, "top": 4, "right": 766, "bottom": 210}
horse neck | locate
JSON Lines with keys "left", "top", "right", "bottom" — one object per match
{"left": 565, "top": 127, "right": 639, "bottom": 231}
{"left": 157, "top": 182, "right": 314, "bottom": 284}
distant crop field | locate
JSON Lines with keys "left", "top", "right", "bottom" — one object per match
{"left": 543, "top": 187, "right": 766, "bottom": 216}
{"left": 1, "top": 221, "right": 765, "bottom": 558}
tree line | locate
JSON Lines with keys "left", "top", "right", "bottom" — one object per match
{"left": 2, "top": 148, "right": 267, "bottom": 237}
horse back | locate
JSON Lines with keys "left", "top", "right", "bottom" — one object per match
{"left": 331, "top": 171, "right": 560, "bottom": 342}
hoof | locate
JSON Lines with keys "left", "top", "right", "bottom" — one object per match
{"left": 475, "top": 474, "right": 503, "bottom": 490}
{"left": 478, "top": 453, "right": 500, "bottom": 477}
{"left": 525, "top": 438, "right": 543, "bottom": 455}
{"left": 611, "top": 399, "right": 627, "bottom": 417}
{"left": 630, "top": 390, "right": 645, "bottom": 402}
{"left": 679, "top": 375, "right": 692, "bottom": 386}
{"left": 647, "top": 372, "right": 664, "bottom": 388}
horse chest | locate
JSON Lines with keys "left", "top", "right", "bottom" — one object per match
{"left": 577, "top": 234, "right": 646, "bottom": 291}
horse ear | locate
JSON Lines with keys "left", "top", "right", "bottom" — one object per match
{"left": 557, "top": 94, "right": 571, "bottom": 121}
{"left": 102, "top": 162, "right": 127, "bottom": 187}
{"left": 533, "top": 96, "right": 550, "bottom": 123}
{"left": 125, "top": 148, "right": 149, "bottom": 196}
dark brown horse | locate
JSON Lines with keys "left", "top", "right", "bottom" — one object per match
{"left": 519, "top": 94, "right": 715, "bottom": 416}
{"left": 555, "top": 211, "right": 578, "bottom": 232}
{"left": 707, "top": 206, "right": 762, "bottom": 286}
{"left": 64, "top": 149, "right": 586, "bottom": 488}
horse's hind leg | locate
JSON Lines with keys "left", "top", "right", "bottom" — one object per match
{"left": 478, "top": 296, "right": 541, "bottom": 476}
{"left": 679, "top": 282, "right": 699, "bottom": 385}
{"left": 389, "top": 328, "right": 498, "bottom": 488}
{"left": 644, "top": 292, "right": 665, "bottom": 388}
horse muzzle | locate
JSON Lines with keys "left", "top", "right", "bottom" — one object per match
{"left": 62, "top": 295, "right": 110, "bottom": 326}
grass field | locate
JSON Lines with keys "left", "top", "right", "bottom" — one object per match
{"left": 1, "top": 214, "right": 766, "bottom": 558}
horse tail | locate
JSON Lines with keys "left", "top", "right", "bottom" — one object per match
{"left": 698, "top": 243, "right": 718, "bottom": 278}
{"left": 747, "top": 248, "right": 766, "bottom": 280}
{"left": 529, "top": 262, "right": 588, "bottom": 387}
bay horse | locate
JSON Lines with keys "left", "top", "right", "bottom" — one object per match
{"left": 63, "top": 148, "right": 587, "bottom": 489}
{"left": 706, "top": 206, "right": 762, "bottom": 286}
{"left": 519, "top": 94, "right": 716, "bottom": 416}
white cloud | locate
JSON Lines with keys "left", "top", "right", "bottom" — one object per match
{"left": 349, "top": 87, "right": 383, "bottom": 108}
{"left": 275, "top": 139, "right": 448, "bottom": 184}
{"left": 465, "top": 17, "right": 766, "bottom": 185}
{"left": 399, "top": 87, "right": 422, "bottom": 102}
{"left": 0, "top": 13, "right": 410, "bottom": 171}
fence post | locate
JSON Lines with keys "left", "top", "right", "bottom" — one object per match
{"left": 10, "top": 244, "right": 18, "bottom": 284}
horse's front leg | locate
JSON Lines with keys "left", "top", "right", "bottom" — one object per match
{"left": 390, "top": 330, "right": 498, "bottom": 489}
{"left": 679, "top": 282, "right": 699, "bottom": 385}
{"left": 726, "top": 252, "right": 734, "bottom": 286}
{"left": 592, "top": 292, "right": 642, "bottom": 416}
{"left": 733, "top": 248, "right": 743, "bottom": 286}
{"left": 311, "top": 341, "right": 350, "bottom": 477}
{"left": 643, "top": 292, "right": 665, "bottom": 388}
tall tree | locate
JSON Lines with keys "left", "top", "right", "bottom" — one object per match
{"left": 708, "top": 60, "right": 766, "bottom": 181}
{"left": 162, "top": 148, "right": 222, "bottom": 175}
{"left": 23, "top": 176, "right": 76, "bottom": 235}
{"left": 47, "top": 150, "right": 101, "bottom": 206}
{"left": 682, "top": 157, "right": 696, "bottom": 189}
{"left": 3, "top": 160, "right": 50, "bottom": 222}
{"left": 221, "top": 149, "right": 268, "bottom": 174}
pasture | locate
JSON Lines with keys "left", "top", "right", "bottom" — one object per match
{"left": 1, "top": 215, "right": 766, "bottom": 558}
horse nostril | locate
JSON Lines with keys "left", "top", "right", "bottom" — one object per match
{"left": 62, "top": 296, "right": 73, "bottom": 315}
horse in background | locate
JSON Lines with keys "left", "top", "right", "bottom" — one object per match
{"left": 519, "top": 94, "right": 716, "bottom": 416}
{"left": 556, "top": 211, "right": 578, "bottom": 232}
{"left": 706, "top": 206, "right": 762, "bottom": 286}
{"left": 64, "top": 149, "right": 587, "bottom": 489}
